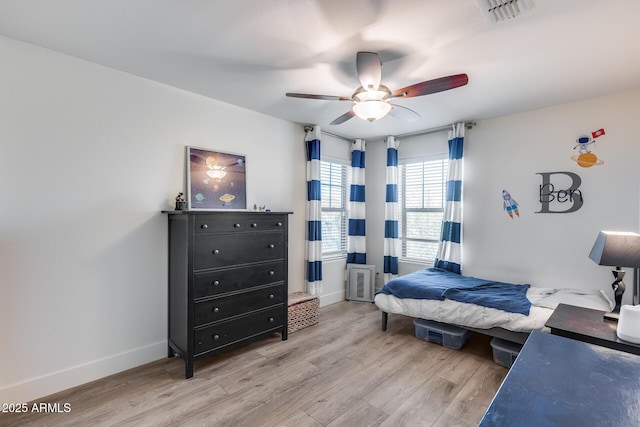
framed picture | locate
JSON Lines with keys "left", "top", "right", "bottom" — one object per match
{"left": 186, "top": 146, "right": 247, "bottom": 210}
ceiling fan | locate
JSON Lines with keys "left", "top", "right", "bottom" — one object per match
{"left": 286, "top": 51, "right": 469, "bottom": 125}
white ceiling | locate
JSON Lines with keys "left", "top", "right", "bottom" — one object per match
{"left": 1, "top": 0, "right": 639, "bottom": 139}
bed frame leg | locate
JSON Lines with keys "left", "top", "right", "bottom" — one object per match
{"left": 381, "top": 312, "right": 388, "bottom": 331}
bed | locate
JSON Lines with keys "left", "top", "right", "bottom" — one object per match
{"left": 374, "top": 267, "right": 613, "bottom": 344}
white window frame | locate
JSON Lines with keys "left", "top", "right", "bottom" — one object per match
{"left": 320, "top": 159, "right": 351, "bottom": 260}
{"left": 398, "top": 154, "right": 449, "bottom": 263}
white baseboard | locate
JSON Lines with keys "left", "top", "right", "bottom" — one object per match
{"left": 319, "top": 290, "right": 345, "bottom": 307}
{"left": 0, "top": 341, "right": 167, "bottom": 403}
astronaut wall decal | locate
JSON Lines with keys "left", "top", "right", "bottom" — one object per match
{"left": 571, "top": 128, "right": 605, "bottom": 168}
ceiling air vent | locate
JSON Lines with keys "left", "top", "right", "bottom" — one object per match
{"left": 478, "top": 0, "right": 533, "bottom": 23}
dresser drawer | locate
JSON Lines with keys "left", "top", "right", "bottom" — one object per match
{"left": 195, "top": 215, "right": 287, "bottom": 234}
{"left": 194, "top": 306, "right": 284, "bottom": 356}
{"left": 193, "top": 232, "right": 285, "bottom": 270}
{"left": 241, "top": 217, "right": 287, "bottom": 232}
{"left": 194, "top": 285, "right": 284, "bottom": 326}
{"left": 193, "top": 261, "right": 284, "bottom": 299}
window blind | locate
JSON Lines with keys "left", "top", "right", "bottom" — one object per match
{"left": 320, "top": 161, "right": 349, "bottom": 255}
{"left": 399, "top": 159, "right": 449, "bottom": 261}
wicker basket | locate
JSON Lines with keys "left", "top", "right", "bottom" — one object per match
{"left": 288, "top": 292, "right": 319, "bottom": 334}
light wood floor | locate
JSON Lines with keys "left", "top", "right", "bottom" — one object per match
{"left": 3, "top": 301, "right": 508, "bottom": 427}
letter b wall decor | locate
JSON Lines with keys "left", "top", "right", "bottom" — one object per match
{"left": 536, "top": 171, "right": 584, "bottom": 214}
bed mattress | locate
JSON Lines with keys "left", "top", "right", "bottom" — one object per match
{"left": 374, "top": 287, "right": 613, "bottom": 333}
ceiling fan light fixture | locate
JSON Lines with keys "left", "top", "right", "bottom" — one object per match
{"left": 353, "top": 100, "right": 392, "bottom": 122}
{"left": 353, "top": 85, "right": 391, "bottom": 103}
{"left": 286, "top": 52, "right": 469, "bottom": 126}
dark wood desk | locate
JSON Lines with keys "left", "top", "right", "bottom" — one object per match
{"left": 479, "top": 331, "right": 640, "bottom": 426}
{"left": 545, "top": 303, "right": 640, "bottom": 355}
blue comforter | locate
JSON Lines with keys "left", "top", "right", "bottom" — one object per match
{"left": 376, "top": 268, "right": 531, "bottom": 315}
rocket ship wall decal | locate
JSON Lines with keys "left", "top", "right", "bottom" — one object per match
{"left": 502, "top": 190, "right": 520, "bottom": 219}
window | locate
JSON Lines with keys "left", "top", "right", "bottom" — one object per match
{"left": 320, "top": 161, "right": 349, "bottom": 257}
{"left": 398, "top": 158, "right": 449, "bottom": 262}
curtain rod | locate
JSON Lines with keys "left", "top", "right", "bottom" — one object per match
{"left": 304, "top": 126, "right": 352, "bottom": 142}
{"left": 321, "top": 130, "right": 352, "bottom": 142}
{"left": 303, "top": 121, "right": 475, "bottom": 142}
{"left": 395, "top": 121, "right": 476, "bottom": 139}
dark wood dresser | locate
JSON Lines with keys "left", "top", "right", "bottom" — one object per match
{"left": 165, "top": 210, "right": 291, "bottom": 378}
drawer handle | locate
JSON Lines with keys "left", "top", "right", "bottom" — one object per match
{"left": 269, "top": 270, "right": 275, "bottom": 276}
{"left": 268, "top": 244, "right": 275, "bottom": 249}
{"left": 251, "top": 223, "right": 258, "bottom": 228}
{"left": 201, "top": 224, "right": 208, "bottom": 229}
{"left": 198, "top": 341, "right": 203, "bottom": 346}
{"left": 212, "top": 280, "right": 220, "bottom": 286}
{"left": 268, "top": 317, "right": 275, "bottom": 323}
{"left": 269, "top": 294, "right": 274, "bottom": 299}
{"left": 276, "top": 222, "right": 282, "bottom": 227}
{"left": 213, "top": 307, "right": 219, "bottom": 313}
{"left": 234, "top": 223, "right": 241, "bottom": 228}
{"left": 213, "top": 334, "right": 220, "bottom": 341}
{"left": 213, "top": 249, "right": 220, "bottom": 254}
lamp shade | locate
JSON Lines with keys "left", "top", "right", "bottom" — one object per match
{"left": 353, "top": 100, "right": 392, "bottom": 122}
{"left": 588, "top": 231, "right": 640, "bottom": 267}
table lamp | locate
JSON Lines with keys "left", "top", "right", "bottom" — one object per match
{"left": 588, "top": 231, "right": 640, "bottom": 321}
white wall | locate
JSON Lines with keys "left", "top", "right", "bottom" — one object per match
{"left": 366, "top": 88, "right": 640, "bottom": 304}
{"left": 464, "top": 89, "right": 640, "bottom": 296}
{"left": 0, "top": 36, "right": 306, "bottom": 402}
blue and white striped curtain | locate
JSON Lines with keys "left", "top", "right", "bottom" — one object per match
{"left": 305, "top": 126, "right": 322, "bottom": 295}
{"left": 347, "top": 139, "right": 366, "bottom": 264}
{"left": 434, "top": 123, "right": 464, "bottom": 274}
{"left": 383, "top": 136, "right": 399, "bottom": 284}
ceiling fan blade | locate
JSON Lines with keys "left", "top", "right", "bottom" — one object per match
{"left": 330, "top": 109, "right": 356, "bottom": 125}
{"left": 286, "top": 93, "right": 351, "bottom": 101}
{"left": 356, "top": 51, "right": 382, "bottom": 91}
{"left": 392, "top": 74, "right": 469, "bottom": 98}
{"left": 388, "top": 104, "right": 421, "bottom": 122}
